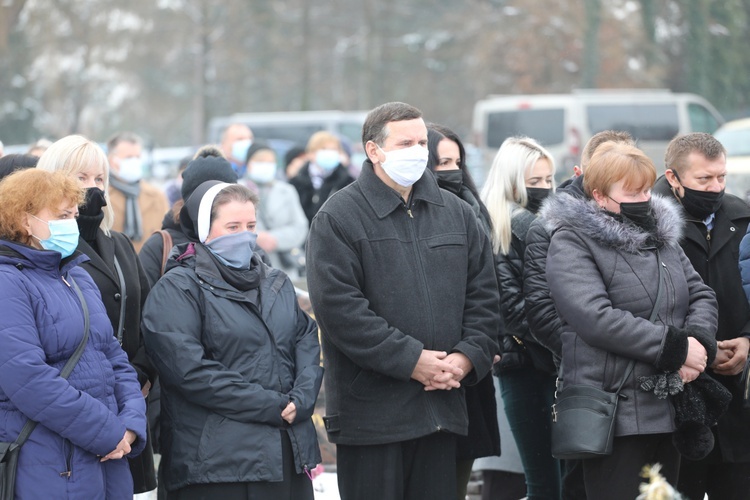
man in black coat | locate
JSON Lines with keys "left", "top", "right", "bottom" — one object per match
{"left": 653, "top": 132, "right": 750, "bottom": 500}
{"left": 306, "top": 102, "right": 500, "bottom": 500}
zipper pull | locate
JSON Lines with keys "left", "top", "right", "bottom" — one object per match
{"left": 61, "top": 275, "right": 70, "bottom": 287}
{"left": 407, "top": 209, "right": 413, "bottom": 218}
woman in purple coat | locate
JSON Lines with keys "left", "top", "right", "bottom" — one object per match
{"left": 0, "top": 169, "right": 147, "bottom": 499}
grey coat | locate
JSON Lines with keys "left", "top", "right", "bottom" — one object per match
{"left": 543, "top": 193, "right": 718, "bottom": 437}
{"left": 253, "top": 180, "right": 308, "bottom": 271}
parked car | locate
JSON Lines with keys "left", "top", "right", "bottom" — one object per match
{"left": 473, "top": 89, "right": 724, "bottom": 180}
{"left": 714, "top": 117, "right": 750, "bottom": 202}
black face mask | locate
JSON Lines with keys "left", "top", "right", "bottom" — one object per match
{"left": 617, "top": 199, "right": 655, "bottom": 230}
{"left": 525, "top": 187, "right": 552, "bottom": 215}
{"left": 671, "top": 170, "right": 724, "bottom": 220}
{"left": 435, "top": 170, "right": 463, "bottom": 196}
{"left": 80, "top": 187, "right": 108, "bottom": 217}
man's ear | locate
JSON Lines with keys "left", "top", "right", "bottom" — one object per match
{"left": 573, "top": 165, "right": 582, "bottom": 177}
{"left": 365, "top": 141, "right": 381, "bottom": 164}
{"left": 665, "top": 169, "right": 680, "bottom": 189}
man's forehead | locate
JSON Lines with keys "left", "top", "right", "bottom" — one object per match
{"left": 385, "top": 118, "right": 427, "bottom": 139}
{"left": 684, "top": 151, "right": 726, "bottom": 174}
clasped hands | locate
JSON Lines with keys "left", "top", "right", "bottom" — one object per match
{"left": 100, "top": 430, "right": 136, "bottom": 462}
{"left": 411, "top": 350, "right": 473, "bottom": 392}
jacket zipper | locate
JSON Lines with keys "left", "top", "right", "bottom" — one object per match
{"left": 402, "top": 202, "right": 441, "bottom": 431}
{"left": 661, "top": 260, "right": 675, "bottom": 325}
{"left": 60, "top": 439, "right": 72, "bottom": 478}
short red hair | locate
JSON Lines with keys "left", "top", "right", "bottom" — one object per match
{"left": 0, "top": 169, "right": 83, "bottom": 246}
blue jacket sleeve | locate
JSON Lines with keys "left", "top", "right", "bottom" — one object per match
{"left": 739, "top": 226, "right": 750, "bottom": 306}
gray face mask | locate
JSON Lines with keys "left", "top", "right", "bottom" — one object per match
{"left": 205, "top": 231, "right": 257, "bottom": 269}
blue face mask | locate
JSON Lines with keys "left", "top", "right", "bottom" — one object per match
{"left": 30, "top": 215, "right": 80, "bottom": 258}
{"left": 205, "top": 231, "right": 257, "bottom": 269}
{"left": 315, "top": 149, "right": 341, "bottom": 171}
{"left": 231, "top": 139, "right": 252, "bottom": 163}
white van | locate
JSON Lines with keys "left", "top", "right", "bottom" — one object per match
{"left": 472, "top": 89, "right": 724, "bottom": 178}
{"left": 207, "top": 110, "right": 369, "bottom": 166}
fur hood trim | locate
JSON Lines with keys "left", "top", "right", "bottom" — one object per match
{"left": 540, "top": 193, "right": 683, "bottom": 254}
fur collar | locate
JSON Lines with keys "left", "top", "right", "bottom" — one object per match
{"left": 540, "top": 193, "right": 683, "bottom": 254}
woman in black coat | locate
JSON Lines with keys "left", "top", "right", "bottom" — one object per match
{"left": 37, "top": 135, "right": 157, "bottom": 494}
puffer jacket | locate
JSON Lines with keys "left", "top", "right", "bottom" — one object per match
{"left": 543, "top": 194, "right": 718, "bottom": 437}
{"left": 523, "top": 175, "right": 586, "bottom": 363}
{"left": 142, "top": 243, "right": 322, "bottom": 492}
{"left": 495, "top": 208, "right": 556, "bottom": 374}
{"left": 0, "top": 241, "right": 147, "bottom": 500}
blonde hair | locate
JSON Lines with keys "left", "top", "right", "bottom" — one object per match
{"left": 583, "top": 142, "right": 656, "bottom": 198}
{"left": 306, "top": 131, "right": 340, "bottom": 153}
{"left": 36, "top": 135, "right": 114, "bottom": 234}
{"left": 481, "top": 137, "right": 555, "bottom": 255}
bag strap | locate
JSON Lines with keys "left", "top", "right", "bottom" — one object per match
{"left": 158, "top": 230, "right": 173, "bottom": 276}
{"left": 13, "top": 274, "right": 91, "bottom": 447}
{"left": 113, "top": 256, "right": 127, "bottom": 345}
{"left": 615, "top": 249, "right": 666, "bottom": 393}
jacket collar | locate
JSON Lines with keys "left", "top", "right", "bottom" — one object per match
{"left": 76, "top": 231, "right": 119, "bottom": 287}
{"left": 0, "top": 239, "right": 88, "bottom": 275}
{"left": 357, "top": 160, "right": 445, "bottom": 219}
{"left": 653, "top": 175, "right": 750, "bottom": 257}
{"left": 540, "top": 193, "right": 683, "bottom": 254}
{"left": 170, "top": 242, "right": 284, "bottom": 316}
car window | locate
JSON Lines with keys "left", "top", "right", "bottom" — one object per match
{"left": 486, "top": 108, "right": 565, "bottom": 149}
{"left": 251, "top": 124, "right": 324, "bottom": 144}
{"left": 715, "top": 128, "right": 750, "bottom": 156}
{"left": 688, "top": 103, "right": 721, "bottom": 133}
{"left": 586, "top": 104, "right": 679, "bottom": 141}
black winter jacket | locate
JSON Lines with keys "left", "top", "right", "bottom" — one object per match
{"left": 653, "top": 176, "right": 750, "bottom": 462}
{"left": 289, "top": 163, "right": 354, "bottom": 225}
{"left": 77, "top": 229, "right": 157, "bottom": 493}
{"left": 496, "top": 208, "right": 556, "bottom": 374}
{"left": 142, "top": 244, "right": 322, "bottom": 491}
{"left": 306, "top": 162, "right": 500, "bottom": 446}
{"left": 523, "top": 175, "right": 586, "bottom": 363}
{"left": 139, "top": 211, "right": 187, "bottom": 288}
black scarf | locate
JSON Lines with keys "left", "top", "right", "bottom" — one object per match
{"left": 203, "top": 246, "right": 262, "bottom": 293}
{"left": 110, "top": 176, "right": 143, "bottom": 241}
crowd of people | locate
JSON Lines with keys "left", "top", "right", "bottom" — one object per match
{"left": 0, "top": 101, "right": 748, "bottom": 500}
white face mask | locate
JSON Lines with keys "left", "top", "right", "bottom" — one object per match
{"left": 117, "top": 157, "right": 143, "bottom": 183}
{"left": 248, "top": 161, "right": 277, "bottom": 185}
{"left": 377, "top": 144, "right": 428, "bottom": 187}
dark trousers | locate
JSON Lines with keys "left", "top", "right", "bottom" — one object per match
{"left": 166, "top": 431, "right": 313, "bottom": 500}
{"left": 582, "top": 433, "right": 680, "bottom": 500}
{"left": 337, "top": 432, "right": 457, "bottom": 500}
{"left": 677, "top": 440, "right": 750, "bottom": 500}
{"left": 561, "top": 459, "right": 586, "bottom": 500}
{"left": 481, "top": 470, "right": 527, "bottom": 500}
{"left": 499, "top": 368, "right": 561, "bottom": 500}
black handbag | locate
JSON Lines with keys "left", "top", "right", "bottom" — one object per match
{"left": 550, "top": 250, "right": 664, "bottom": 460}
{"left": 0, "top": 275, "right": 91, "bottom": 499}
